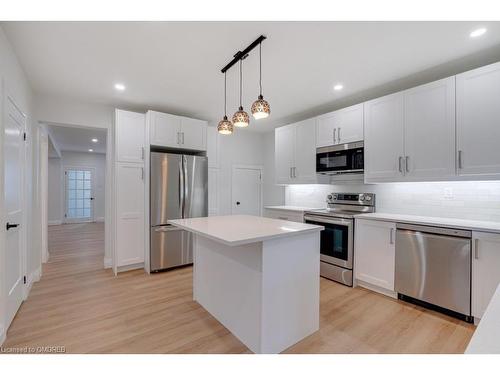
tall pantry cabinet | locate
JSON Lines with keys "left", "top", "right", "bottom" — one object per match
{"left": 114, "top": 109, "right": 146, "bottom": 272}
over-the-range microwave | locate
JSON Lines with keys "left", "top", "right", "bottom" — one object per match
{"left": 316, "top": 141, "right": 364, "bottom": 175}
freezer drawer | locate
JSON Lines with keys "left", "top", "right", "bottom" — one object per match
{"left": 150, "top": 225, "right": 193, "bottom": 271}
{"left": 395, "top": 224, "right": 471, "bottom": 316}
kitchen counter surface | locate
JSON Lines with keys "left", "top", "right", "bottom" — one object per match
{"left": 168, "top": 215, "right": 323, "bottom": 246}
{"left": 264, "top": 205, "right": 324, "bottom": 213}
{"left": 466, "top": 284, "right": 500, "bottom": 354}
{"left": 355, "top": 212, "right": 500, "bottom": 234}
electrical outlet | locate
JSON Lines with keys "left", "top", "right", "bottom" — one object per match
{"left": 443, "top": 187, "right": 454, "bottom": 200}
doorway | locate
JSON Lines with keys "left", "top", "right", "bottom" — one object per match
{"left": 64, "top": 167, "right": 95, "bottom": 223}
{"left": 231, "top": 165, "right": 263, "bottom": 216}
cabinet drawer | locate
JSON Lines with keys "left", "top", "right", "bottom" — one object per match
{"left": 264, "top": 209, "right": 304, "bottom": 223}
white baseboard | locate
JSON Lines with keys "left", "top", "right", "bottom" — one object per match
{"left": 104, "top": 257, "right": 112, "bottom": 269}
{"left": 355, "top": 280, "right": 398, "bottom": 299}
{"left": 96, "top": 217, "right": 105, "bottom": 223}
{"left": 0, "top": 327, "right": 5, "bottom": 347}
{"left": 24, "top": 266, "right": 42, "bottom": 300}
{"left": 117, "top": 262, "right": 145, "bottom": 273}
{"left": 48, "top": 220, "right": 62, "bottom": 226}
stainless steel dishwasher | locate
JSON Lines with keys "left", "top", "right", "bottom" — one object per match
{"left": 395, "top": 223, "right": 473, "bottom": 322}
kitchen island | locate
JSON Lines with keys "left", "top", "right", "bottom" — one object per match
{"left": 168, "top": 215, "right": 323, "bottom": 354}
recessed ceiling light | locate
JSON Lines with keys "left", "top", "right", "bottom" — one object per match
{"left": 333, "top": 84, "right": 344, "bottom": 91}
{"left": 470, "top": 28, "right": 487, "bottom": 38}
{"left": 114, "top": 83, "right": 126, "bottom": 91}
{"left": 91, "top": 138, "right": 98, "bottom": 143}
{"left": 88, "top": 149, "right": 94, "bottom": 152}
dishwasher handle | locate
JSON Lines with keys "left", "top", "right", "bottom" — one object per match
{"left": 396, "top": 223, "right": 471, "bottom": 238}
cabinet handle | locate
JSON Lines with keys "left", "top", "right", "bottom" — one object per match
{"left": 181, "top": 132, "right": 185, "bottom": 145}
{"left": 177, "top": 132, "right": 180, "bottom": 144}
{"left": 405, "top": 156, "right": 410, "bottom": 173}
{"left": 390, "top": 228, "right": 394, "bottom": 244}
{"left": 398, "top": 156, "right": 404, "bottom": 174}
{"left": 338, "top": 127, "right": 341, "bottom": 143}
{"left": 474, "top": 238, "right": 479, "bottom": 260}
{"left": 293, "top": 167, "right": 296, "bottom": 178}
{"left": 458, "top": 150, "right": 463, "bottom": 169}
{"left": 141, "top": 147, "right": 145, "bottom": 160}
{"left": 290, "top": 167, "right": 293, "bottom": 178}
{"left": 278, "top": 216, "right": 288, "bottom": 220}
{"left": 333, "top": 128, "right": 336, "bottom": 144}
{"left": 141, "top": 167, "right": 144, "bottom": 180}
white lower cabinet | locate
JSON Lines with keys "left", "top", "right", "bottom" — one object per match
{"left": 115, "top": 162, "right": 145, "bottom": 268}
{"left": 472, "top": 232, "right": 500, "bottom": 320}
{"left": 354, "top": 219, "right": 396, "bottom": 293}
{"left": 263, "top": 209, "right": 304, "bottom": 223}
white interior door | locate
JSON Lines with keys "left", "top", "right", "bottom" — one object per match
{"left": 64, "top": 168, "right": 94, "bottom": 223}
{"left": 231, "top": 166, "right": 262, "bottom": 216}
{"left": 4, "top": 94, "right": 26, "bottom": 328}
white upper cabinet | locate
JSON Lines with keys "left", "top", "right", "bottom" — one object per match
{"left": 472, "top": 232, "right": 500, "bottom": 319}
{"left": 275, "top": 124, "right": 295, "bottom": 184}
{"left": 364, "top": 92, "right": 405, "bottom": 182}
{"left": 404, "top": 77, "right": 456, "bottom": 180}
{"left": 294, "top": 118, "right": 317, "bottom": 183}
{"left": 275, "top": 119, "right": 317, "bottom": 184}
{"left": 115, "top": 109, "right": 146, "bottom": 164}
{"left": 316, "top": 104, "right": 363, "bottom": 148}
{"left": 457, "top": 62, "right": 500, "bottom": 177}
{"left": 149, "top": 111, "right": 181, "bottom": 148}
{"left": 354, "top": 219, "right": 396, "bottom": 292}
{"left": 149, "top": 110, "right": 207, "bottom": 151}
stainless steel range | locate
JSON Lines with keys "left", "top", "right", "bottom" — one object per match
{"left": 304, "top": 193, "right": 375, "bottom": 286}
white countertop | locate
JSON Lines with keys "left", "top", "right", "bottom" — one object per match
{"left": 466, "top": 284, "right": 500, "bottom": 354}
{"left": 355, "top": 212, "right": 500, "bottom": 234}
{"left": 168, "top": 215, "right": 324, "bottom": 246}
{"left": 264, "top": 205, "right": 324, "bottom": 213}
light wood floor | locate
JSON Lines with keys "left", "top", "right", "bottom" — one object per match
{"left": 2, "top": 222, "right": 475, "bottom": 353}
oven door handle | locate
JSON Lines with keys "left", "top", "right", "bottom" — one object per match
{"left": 304, "top": 214, "right": 352, "bottom": 227}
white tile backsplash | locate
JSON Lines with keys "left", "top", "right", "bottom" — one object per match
{"left": 285, "top": 181, "right": 500, "bottom": 222}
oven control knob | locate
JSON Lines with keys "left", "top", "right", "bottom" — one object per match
{"left": 359, "top": 194, "right": 365, "bottom": 201}
{"left": 327, "top": 194, "right": 333, "bottom": 200}
{"left": 365, "top": 195, "right": 372, "bottom": 201}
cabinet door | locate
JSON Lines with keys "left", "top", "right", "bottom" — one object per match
{"left": 364, "top": 93, "right": 405, "bottom": 183}
{"left": 149, "top": 111, "right": 181, "bottom": 148}
{"left": 354, "top": 219, "right": 396, "bottom": 291}
{"left": 263, "top": 209, "right": 304, "bottom": 223}
{"left": 275, "top": 125, "right": 295, "bottom": 184}
{"left": 207, "top": 126, "right": 219, "bottom": 168}
{"left": 316, "top": 112, "right": 337, "bottom": 148}
{"left": 181, "top": 117, "right": 207, "bottom": 151}
{"left": 115, "top": 109, "right": 146, "bottom": 163}
{"left": 472, "top": 232, "right": 500, "bottom": 319}
{"left": 335, "top": 103, "right": 364, "bottom": 144}
{"left": 457, "top": 62, "right": 500, "bottom": 177}
{"left": 404, "top": 77, "right": 456, "bottom": 180}
{"left": 294, "top": 118, "right": 317, "bottom": 183}
{"left": 115, "top": 163, "right": 145, "bottom": 267}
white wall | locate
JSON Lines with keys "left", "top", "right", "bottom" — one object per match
{"left": 0, "top": 25, "right": 36, "bottom": 343}
{"left": 285, "top": 181, "right": 500, "bottom": 222}
{"left": 48, "top": 152, "right": 107, "bottom": 223}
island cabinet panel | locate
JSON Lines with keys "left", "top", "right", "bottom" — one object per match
{"left": 275, "top": 119, "right": 316, "bottom": 184}
{"left": 149, "top": 110, "right": 207, "bottom": 151}
{"left": 472, "top": 232, "right": 500, "bottom": 320}
{"left": 115, "top": 109, "right": 146, "bottom": 164}
{"left": 316, "top": 103, "right": 363, "bottom": 148}
{"left": 115, "top": 162, "right": 145, "bottom": 267}
{"left": 456, "top": 61, "right": 500, "bottom": 177}
{"left": 364, "top": 92, "right": 405, "bottom": 183}
{"left": 354, "top": 219, "right": 396, "bottom": 294}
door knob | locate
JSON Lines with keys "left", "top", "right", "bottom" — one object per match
{"left": 90, "top": 197, "right": 95, "bottom": 200}
{"left": 236, "top": 201, "right": 241, "bottom": 205}
{"left": 6, "top": 222, "right": 19, "bottom": 231}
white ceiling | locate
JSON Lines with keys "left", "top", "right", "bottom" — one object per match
{"left": 4, "top": 21, "right": 500, "bottom": 131}
{"left": 47, "top": 124, "right": 107, "bottom": 155}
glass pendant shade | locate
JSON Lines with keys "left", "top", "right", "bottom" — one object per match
{"left": 217, "top": 115, "right": 233, "bottom": 135}
{"left": 251, "top": 94, "right": 270, "bottom": 119}
{"left": 232, "top": 106, "right": 250, "bottom": 127}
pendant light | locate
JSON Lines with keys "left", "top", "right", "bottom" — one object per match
{"left": 217, "top": 72, "right": 234, "bottom": 135}
{"left": 251, "top": 42, "right": 270, "bottom": 120}
{"left": 232, "top": 59, "right": 250, "bottom": 128}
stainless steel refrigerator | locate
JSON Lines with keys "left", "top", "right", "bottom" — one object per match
{"left": 150, "top": 151, "right": 208, "bottom": 272}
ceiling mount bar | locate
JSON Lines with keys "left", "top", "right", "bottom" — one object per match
{"left": 220, "top": 35, "right": 267, "bottom": 73}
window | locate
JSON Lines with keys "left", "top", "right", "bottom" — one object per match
{"left": 66, "top": 169, "right": 93, "bottom": 220}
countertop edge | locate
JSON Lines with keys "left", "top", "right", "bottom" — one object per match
{"left": 168, "top": 221, "right": 324, "bottom": 247}
{"left": 354, "top": 213, "right": 500, "bottom": 234}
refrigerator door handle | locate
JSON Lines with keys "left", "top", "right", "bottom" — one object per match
{"left": 179, "top": 159, "right": 185, "bottom": 219}
{"left": 183, "top": 155, "right": 189, "bottom": 218}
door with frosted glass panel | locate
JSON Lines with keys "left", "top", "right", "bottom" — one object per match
{"left": 65, "top": 168, "right": 94, "bottom": 222}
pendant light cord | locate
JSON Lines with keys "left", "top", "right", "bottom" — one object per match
{"left": 239, "top": 59, "right": 243, "bottom": 107}
{"left": 224, "top": 71, "right": 227, "bottom": 116}
{"left": 259, "top": 42, "right": 262, "bottom": 96}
